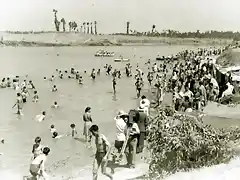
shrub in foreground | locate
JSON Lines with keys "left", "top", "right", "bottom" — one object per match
{"left": 147, "top": 106, "right": 240, "bottom": 178}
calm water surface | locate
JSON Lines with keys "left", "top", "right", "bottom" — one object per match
{"left": 0, "top": 45, "right": 211, "bottom": 178}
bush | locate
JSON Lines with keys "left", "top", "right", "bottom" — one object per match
{"left": 147, "top": 106, "right": 240, "bottom": 178}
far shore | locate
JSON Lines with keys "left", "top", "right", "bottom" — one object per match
{"left": 0, "top": 31, "right": 232, "bottom": 47}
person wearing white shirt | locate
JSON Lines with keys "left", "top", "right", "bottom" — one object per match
{"left": 140, "top": 95, "right": 150, "bottom": 116}
{"left": 125, "top": 117, "right": 140, "bottom": 169}
{"left": 114, "top": 110, "right": 127, "bottom": 153}
{"left": 222, "top": 82, "right": 234, "bottom": 98}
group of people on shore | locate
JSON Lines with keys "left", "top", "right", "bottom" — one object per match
{"left": 1, "top": 45, "right": 236, "bottom": 180}
{"left": 168, "top": 47, "right": 237, "bottom": 113}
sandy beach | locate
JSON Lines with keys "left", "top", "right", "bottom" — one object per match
{"left": 0, "top": 32, "right": 232, "bottom": 47}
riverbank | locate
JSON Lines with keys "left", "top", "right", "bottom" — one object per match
{"left": 0, "top": 32, "right": 232, "bottom": 47}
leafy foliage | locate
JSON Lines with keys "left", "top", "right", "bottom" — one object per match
{"left": 147, "top": 106, "right": 240, "bottom": 178}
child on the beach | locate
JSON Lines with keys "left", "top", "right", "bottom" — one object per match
{"left": 32, "top": 137, "right": 43, "bottom": 159}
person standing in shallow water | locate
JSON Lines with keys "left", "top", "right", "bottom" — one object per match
{"left": 89, "top": 125, "right": 113, "bottom": 180}
{"left": 112, "top": 77, "right": 116, "bottom": 94}
{"left": 12, "top": 92, "right": 23, "bottom": 115}
{"left": 83, "top": 107, "right": 93, "bottom": 142}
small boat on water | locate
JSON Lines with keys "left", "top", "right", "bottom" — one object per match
{"left": 94, "top": 50, "right": 115, "bottom": 57}
{"left": 114, "top": 58, "right": 130, "bottom": 62}
{"left": 156, "top": 55, "right": 179, "bottom": 61}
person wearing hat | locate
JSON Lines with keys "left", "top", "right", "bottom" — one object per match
{"left": 83, "top": 107, "right": 93, "bottom": 142}
{"left": 114, "top": 110, "right": 127, "bottom": 153}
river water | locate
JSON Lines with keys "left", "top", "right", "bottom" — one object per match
{"left": 1, "top": 45, "right": 239, "bottom": 180}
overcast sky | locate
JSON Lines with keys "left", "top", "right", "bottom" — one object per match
{"left": 0, "top": 0, "right": 239, "bottom": 33}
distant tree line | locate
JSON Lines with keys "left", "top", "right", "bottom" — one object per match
{"left": 116, "top": 22, "right": 240, "bottom": 40}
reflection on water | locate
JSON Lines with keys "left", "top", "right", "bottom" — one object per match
{"left": 0, "top": 45, "right": 211, "bottom": 178}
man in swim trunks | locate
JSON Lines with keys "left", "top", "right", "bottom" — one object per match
{"left": 89, "top": 125, "right": 113, "bottom": 180}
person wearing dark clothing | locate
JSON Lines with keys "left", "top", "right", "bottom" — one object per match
{"left": 136, "top": 107, "right": 148, "bottom": 153}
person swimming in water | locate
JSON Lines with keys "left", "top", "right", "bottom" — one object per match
{"left": 35, "top": 111, "right": 46, "bottom": 122}
{"left": 50, "top": 125, "right": 56, "bottom": 133}
{"left": 49, "top": 75, "right": 55, "bottom": 81}
{"left": 51, "top": 85, "right": 57, "bottom": 92}
{"left": 51, "top": 101, "right": 59, "bottom": 108}
{"left": 52, "top": 131, "right": 70, "bottom": 139}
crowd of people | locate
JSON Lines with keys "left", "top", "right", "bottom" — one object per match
{"left": 0, "top": 45, "right": 237, "bottom": 180}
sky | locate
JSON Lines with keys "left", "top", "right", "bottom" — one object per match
{"left": 0, "top": 0, "right": 240, "bottom": 33}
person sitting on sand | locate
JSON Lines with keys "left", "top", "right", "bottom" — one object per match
{"left": 51, "top": 101, "right": 59, "bottom": 108}
{"left": 51, "top": 85, "right": 57, "bottom": 92}
{"left": 89, "top": 125, "right": 113, "bottom": 180}
{"left": 35, "top": 111, "right": 46, "bottom": 122}
{"left": 29, "top": 147, "right": 50, "bottom": 180}
{"left": 32, "top": 91, "right": 39, "bottom": 102}
{"left": 32, "top": 137, "right": 43, "bottom": 159}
